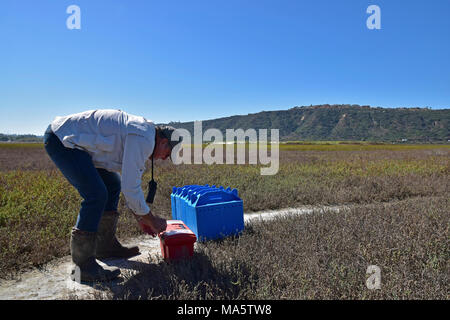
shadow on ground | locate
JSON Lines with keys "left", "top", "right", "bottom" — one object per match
{"left": 94, "top": 249, "right": 253, "bottom": 300}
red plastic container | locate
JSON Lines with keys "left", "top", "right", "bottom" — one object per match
{"left": 158, "top": 220, "right": 197, "bottom": 261}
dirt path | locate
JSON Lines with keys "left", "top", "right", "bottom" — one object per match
{"left": 0, "top": 205, "right": 345, "bottom": 300}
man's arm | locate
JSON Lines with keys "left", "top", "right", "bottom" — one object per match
{"left": 121, "top": 134, "right": 167, "bottom": 235}
{"left": 121, "top": 134, "right": 152, "bottom": 215}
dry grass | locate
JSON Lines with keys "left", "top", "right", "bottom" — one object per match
{"left": 0, "top": 144, "right": 448, "bottom": 287}
{"left": 94, "top": 196, "right": 449, "bottom": 300}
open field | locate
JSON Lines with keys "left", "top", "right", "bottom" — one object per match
{"left": 277, "top": 142, "right": 450, "bottom": 151}
{"left": 1, "top": 141, "right": 449, "bottom": 171}
{"left": 95, "top": 196, "right": 449, "bottom": 300}
{"left": 0, "top": 142, "right": 449, "bottom": 299}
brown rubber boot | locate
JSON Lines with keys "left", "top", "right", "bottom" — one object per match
{"left": 96, "top": 211, "right": 140, "bottom": 260}
{"left": 70, "top": 228, "right": 121, "bottom": 282}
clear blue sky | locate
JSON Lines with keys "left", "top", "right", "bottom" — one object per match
{"left": 1, "top": 0, "right": 449, "bottom": 134}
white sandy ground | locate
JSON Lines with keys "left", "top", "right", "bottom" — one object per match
{"left": 0, "top": 205, "right": 346, "bottom": 300}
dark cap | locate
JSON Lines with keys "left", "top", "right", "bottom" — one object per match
{"left": 156, "top": 125, "right": 182, "bottom": 150}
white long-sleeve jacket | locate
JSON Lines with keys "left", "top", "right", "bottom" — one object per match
{"left": 50, "top": 109, "right": 155, "bottom": 215}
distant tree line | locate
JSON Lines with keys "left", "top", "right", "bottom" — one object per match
{"left": 0, "top": 134, "right": 43, "bottom": 143}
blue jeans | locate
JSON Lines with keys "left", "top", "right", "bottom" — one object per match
{"left": 44, "top": 126, "right": 121, "bottom": 232}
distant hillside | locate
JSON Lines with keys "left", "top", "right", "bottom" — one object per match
{"left": 168, "top": 105, "right": 450, "bottom": 142}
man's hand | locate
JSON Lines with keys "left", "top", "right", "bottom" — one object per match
{"left": 134, "top": 212, "right": 167, "bottom": 237}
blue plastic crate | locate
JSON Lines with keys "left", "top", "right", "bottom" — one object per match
{"left": 175, "top": 185, "right": 206, "bottom": 221}
{"left": 170, "top": 187, "right": 179, "bottom": 219}
{"left": 170, "top": 185, "right": 244, "bottom": 241}
{"left": 171, "top": 185, "right": 207, "bottom": 220}
{"left": 172, "top": 184, "right": 216, "bottom": 221}
{"left": 172, "top": 185, "right": 196, "bottom": 220}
